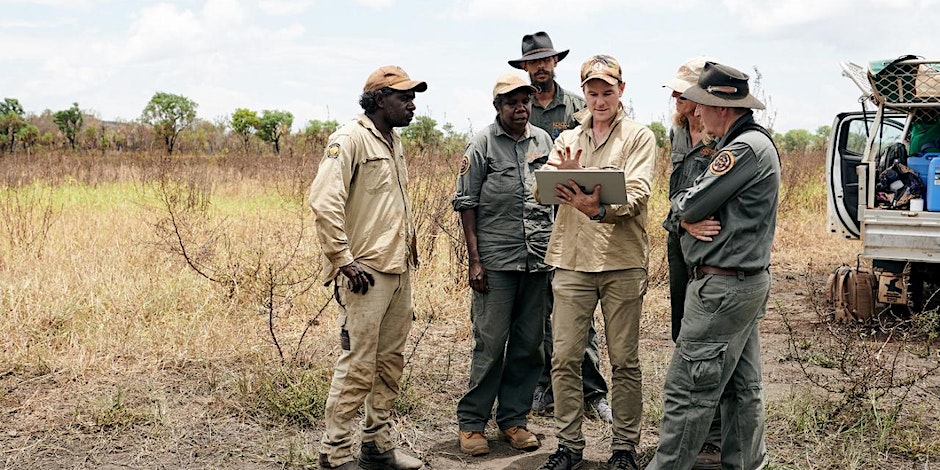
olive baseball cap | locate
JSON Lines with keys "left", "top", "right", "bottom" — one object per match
{"left": 580, "top": 55, "right": 622, "bottom": 86}
{"left": 492, "top": 73, "right": 537, "bottom": 99}
{"left": 363, "top": 65, "right": 428, "bottom": 93}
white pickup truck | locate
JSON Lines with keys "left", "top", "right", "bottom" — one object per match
{"left": 827, "top": 56, "right": 940, "bottom": 316}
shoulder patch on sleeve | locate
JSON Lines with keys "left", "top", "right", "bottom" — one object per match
{"left": 458, "top": 154, "right": 471, "bottom": 176}
{"left": 709, "top": 150, "right": 735, "bottom": 175}
{"left": 325, "top": 142, "right": 341, "bottom": 158}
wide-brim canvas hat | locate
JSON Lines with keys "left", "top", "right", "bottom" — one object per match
{"left": 508, "top": 31, "right": 570, "bottom": 69}
{"left": 363, "top": 65, "right": 428, "bottom": 93}
{"left": 493, "top": 72, "right": 537, "bottom": 99}
{"left": 663, "top": 56, "right": 715, "bottom": 93}
{"left": 680, "top": 62, "right": 765, "bottom": 109}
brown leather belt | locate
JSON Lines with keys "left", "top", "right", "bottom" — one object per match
{"left": 691, "top": 265, "right": 764, "bottom": 280}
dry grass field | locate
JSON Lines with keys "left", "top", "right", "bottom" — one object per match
{"left": 1, "top": 146, "right": 939, "bottom": 469}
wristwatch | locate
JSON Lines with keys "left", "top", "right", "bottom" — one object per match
{"left": 590, "top": 205, "right": 606, "bottom": 221}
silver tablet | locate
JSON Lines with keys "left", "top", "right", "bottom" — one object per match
{"left": 534, "top": 169, "right": 627, "bottom": 205}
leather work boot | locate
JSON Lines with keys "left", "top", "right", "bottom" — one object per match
{"left": 458, "top": 430, "right": 490, "bottom": 456}
{"left": 585, "top": 397, "right": 613, "bottom": 424}
{"left": 692, "top": 443, "right": 722, "bottom": 470}
{"left": 501, "top": 426, "right": 540, "bottom": 451}
{"left": 607, "top": 449, "right": 638, "bottom": 470}
{"left": 319, "top": 453, "right": 362, "bottom": 469}
{"left": 358, "top": 441, "right": 423, "bottom": 470}
{"left": 537, "top": 445, "right": 583, "bottom": 470}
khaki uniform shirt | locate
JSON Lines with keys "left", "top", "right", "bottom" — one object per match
{"left": 308, "top": 114, "right": 417, "bottom": 283}
{"left": 452, "top": 118, "right": 555, "bottom": 272}
{"left": 669, "top": 113, "right": 780, "bottom": 271}
{"left": 529, "top": 81, "right": 586, "bottom": 140}
{"left": 543, "top": 107, "right": 657, "bottom": 272}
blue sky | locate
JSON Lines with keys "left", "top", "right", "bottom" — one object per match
{"left": 2, "top": 0, "right": 938, "bottom": 134}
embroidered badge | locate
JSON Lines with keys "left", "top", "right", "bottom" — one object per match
{"left": 709, "top": 150, "right": 735, "bottom": 175}
{"left": 326, "top": 142, "right": 341, "bottom": 158}
{"left": 701, "top": 147, "right": 716, "bottom": 157}
{"left": 458, "top": 154, "right": 471, "bottom": 176}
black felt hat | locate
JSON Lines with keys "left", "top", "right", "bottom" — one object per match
{"left": 680, "top": 62, "right": 765, "bottom": 109}
{"left": 508, "top": 31, "right": 570, "bottom": 69}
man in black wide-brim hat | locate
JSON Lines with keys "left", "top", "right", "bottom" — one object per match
{"left": 648, "top": 61, "right": 779, "bottom": 470}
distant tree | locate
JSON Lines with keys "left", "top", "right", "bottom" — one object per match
{"left": 16, "top": 123, "right": 40, "bottom": 155}
{"left": 53, "top": 102, "right": 83, "bottom": 150}
{"left": 780, "top": 128, "right": 814, "bottom": 153}
{"left": 648, "top": 121, "right": 668, "bottom": 149}
{"left": 256, "top": 109, "right": 293, "bottom": 155}
{"left": 402, "top": 115, "right": 443, "bottom": 152}
{"left": 303, "top": 119, "right": 339, "bottom": 149}
{"left": 0, "top": 98, "right": 26, "bottom": 153}
{"left": 814, "top": 125, "right": 832, "bottom": 151}
{"left": 231, "top": 108, "right": 260, "bottom": 155}
{"left": 141, "top": 92, "right": 198, "bottom": 154}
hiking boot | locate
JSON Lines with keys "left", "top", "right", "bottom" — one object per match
{"left": 585, "top": 396, "right": 613, "bottom": 424}
{"left": 607, "top": 449, "right": 638, "bottom": 470}
{"left": 691, "top": 443, "right": 721, "bottom": 470}
{"left": 358, "top": 441, "right": 423, "bottom": 470}
{"left": 319, "top": 453, "right": 362, "bottom": 469}
{"left": 501, "top": 426, "right": 540, "bottom": 451}
{"left": 538, "top": 445, "right": 583, "bottom": 470}
{"left": 532, "top": 386, "right": 554, "bottom": 415}
{"left": 458, "top": 430, "right": 490, "bottom": 456}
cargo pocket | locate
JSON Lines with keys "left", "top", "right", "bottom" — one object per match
{"left": 680, "top": 341, "right": 727, "bottom": 392}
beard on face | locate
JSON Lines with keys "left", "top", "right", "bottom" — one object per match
{"left": 530, "top": 69, "right": 555, "bottom": 92}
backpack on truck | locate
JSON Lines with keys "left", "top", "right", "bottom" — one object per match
{"left": 826, "top": 265, "right": 877, "bottom": 321}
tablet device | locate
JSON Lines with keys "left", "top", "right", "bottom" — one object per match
{"left": 534, "top": 169, "right": 627, "bottom": 205}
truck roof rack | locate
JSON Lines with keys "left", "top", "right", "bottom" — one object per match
{"left": 867, "top": 56, "right": 940, "bottom": 110}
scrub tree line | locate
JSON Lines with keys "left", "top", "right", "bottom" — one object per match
{"left": 0, "top": 93, "right": 469, "bottom": 158}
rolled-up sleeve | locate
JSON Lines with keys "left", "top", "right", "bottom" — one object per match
{"left": 452, "top": 137, "right": 487, "bottom": 211}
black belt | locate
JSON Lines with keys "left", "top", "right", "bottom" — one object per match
{"left": 691, "top": 265, "right": 764, "bottom": 280}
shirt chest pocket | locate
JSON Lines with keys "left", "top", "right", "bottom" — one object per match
{"left": 360, "top": 154, "right": 394, "bottom": 194}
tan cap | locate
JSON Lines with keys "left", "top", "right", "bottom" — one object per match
{"left": 492, "top": 72, "right": 537, "bottom": 99}
{"left": 663, "top": 56, "right": 714, "bottom": 93}
{"left": 363, "top": 65, "right": 428, "bottom": 93}
{"left": 580, "top": 55, "right": 622, "bottom": 86}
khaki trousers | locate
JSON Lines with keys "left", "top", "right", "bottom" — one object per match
{"left": 550, "top": 268, "right": 646, "bottom": 452}
{"left": 319, "top": 266, "right": 413, "bottom": 467}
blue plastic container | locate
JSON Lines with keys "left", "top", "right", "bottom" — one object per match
{"left": 928, "top": 156, "right": 940, "bottom": 211}
{"left": 908, "top": 153, "right": 938, "bottom": 189}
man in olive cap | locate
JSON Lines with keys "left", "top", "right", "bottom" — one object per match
{"left": 510, "top": 31, "right": 613, "bottom": 425}
{"left": 309, "top": 65, "right": 427, "bottom": 470}
{"left": 647, "top": 61, "right": 779, "bottom": 470}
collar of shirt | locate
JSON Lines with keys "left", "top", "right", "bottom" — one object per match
{"left": 358, "top": 113, "right": 399, "bottom": 150}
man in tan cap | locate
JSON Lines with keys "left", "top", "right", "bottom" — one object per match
{"left": 452, "top": 72, "right": 555, "bottom": 457}
{"left": 538, "top": 54, "right": 656, "bottom": 470}
{"left": 647, "top": 61, "right": 778, "bottom": 470}
{"left": 661, "top": 56, "right": 723, "bottom": 470}
{"left": 510, "top": 31, "right": 612, "bottom": 425}
{"left": 309, "top": 65, "right": 427, "bottom": 470}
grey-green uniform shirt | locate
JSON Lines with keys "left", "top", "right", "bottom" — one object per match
{"left": 662, "top": 125, "right": 718, "bottom": 234}
{"left": 669, "top": 113, "right": 780, "bottom": 271}
{"left": 452, "top": 118, "right": 554, "bottom": 272}
{"left": 529, "top": 81, "right": 585, "bottom": 140}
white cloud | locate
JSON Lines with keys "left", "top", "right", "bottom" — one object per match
{"left": 355, "top": 0, "right": 394, "bottom": 8}
{"left": 258, "top": 0, "right": 314, "bottom": 15}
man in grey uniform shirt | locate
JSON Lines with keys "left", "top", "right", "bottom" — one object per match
{"left": 648, "top": 61, "right": 779, "bottom": 470}
{"left": 509, "top": 31, "right": 611, "bottom": 423}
